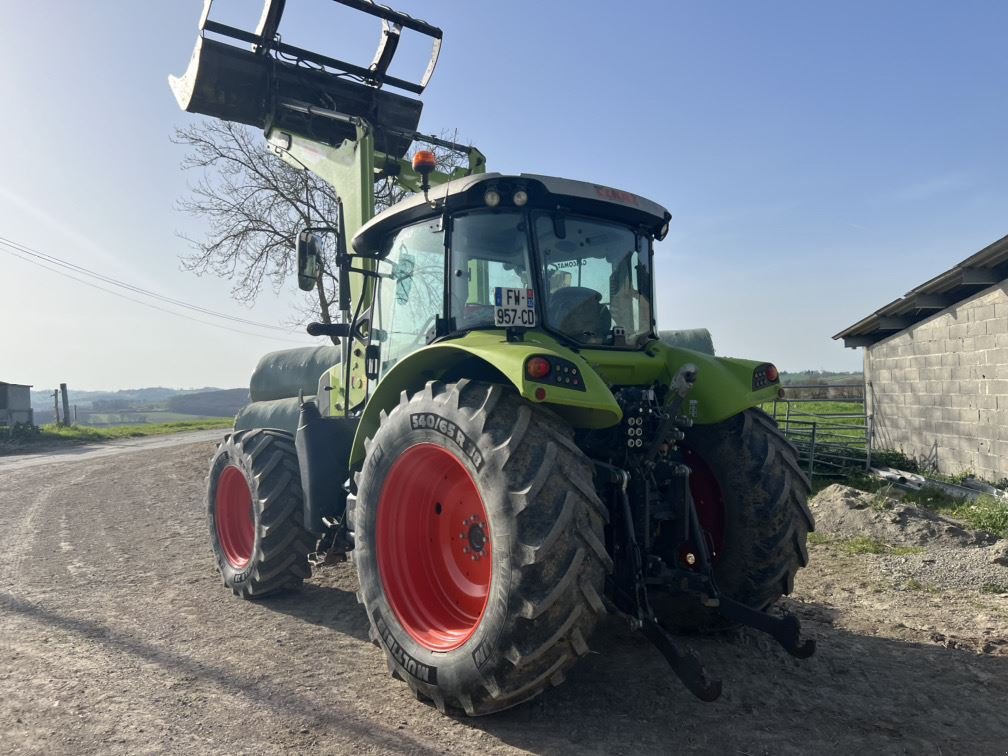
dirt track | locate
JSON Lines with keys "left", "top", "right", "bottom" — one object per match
{"left": 2, "top": 439, "right": 1007, "bottom": 755}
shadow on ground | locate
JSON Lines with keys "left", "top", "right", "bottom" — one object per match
{"left": 260, "top": 581, "right": 372, "bottom": 643}
{"left": 459, "top": 609, "right": 1008, "bottom": 754}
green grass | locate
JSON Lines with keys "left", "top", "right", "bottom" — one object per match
{"left": 81, "top": 412, "right": 230, "bottom": 425}
{"left": 890, "top": 544, "right": 926, "bottom": 556}
{"left": 842, "top": 536, "right": 885, "bottom": 555}
{"left": 806, "top": 532, "right": 924, "bottom": 556}
{"left": 766, "top": 400, "right": 865, "bottom": 416}
{"left": 807, "top": 532, "right": 831, "bottom": 546}
{"left": 761, "top": 400, "right": 867, "bottom": 450}
{"left": 0, "top": 419, "right": 231, "bottom": 452}
{"left": 980, "top": 583, "right": 1008, "bottom": 595}
{"left": 812, "top": 534, "right": 924, "bottom": 557}
{"left": 929, "top": 496, "right": 1008, "bottom": 539}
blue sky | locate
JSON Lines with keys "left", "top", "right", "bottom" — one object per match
{"left": 2, "top": 1, "right": 1006, "bottom": 389}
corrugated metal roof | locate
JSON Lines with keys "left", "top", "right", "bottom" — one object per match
{"left": 834, "top": 233, "right": 1008, "bottom": 348}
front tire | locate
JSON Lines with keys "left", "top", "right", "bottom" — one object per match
{"left": 350, "top": 380, "right": 611, "bottom": 716}
{"left": 207, "top": 429, "right": 313, "bottom": 598}
{"left": 652, "top": 408, "right": 815, "bottom": 629}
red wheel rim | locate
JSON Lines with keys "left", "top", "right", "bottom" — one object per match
{"left": 376, "top": 443, "right": 491, "bottom": 652}
{"left": 215, "top": 465, "right": 255, "bottom": 569}
{"left": 682, "top": 447, "right": 726, "bottom": 563}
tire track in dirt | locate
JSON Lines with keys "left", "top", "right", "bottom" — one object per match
{"left": 1, "top": 466, "right": 93, "bottom": 595}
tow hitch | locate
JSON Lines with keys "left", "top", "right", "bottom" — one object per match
{"left": 596, "top": 459, "right": 815, "bottom": 702}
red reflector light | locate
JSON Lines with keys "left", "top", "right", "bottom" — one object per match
{"left": 766, "top": 364, "right": 779, "bottom": 382}
{"left": 526, "top": 357, "right": 551, "bottom": 379}
{"left": 534, "top": 387, "right": 547, "bottom": 401}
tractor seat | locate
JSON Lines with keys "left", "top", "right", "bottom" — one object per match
{"left": 548, "top": 286, "right": 611, "bottom": 341}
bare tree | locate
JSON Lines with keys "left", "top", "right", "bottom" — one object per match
{"left": 173, "top": 119, "right": 467, "bottom": 324}
{"left": 173, "top": 119, "right": 340, "bottom": 323}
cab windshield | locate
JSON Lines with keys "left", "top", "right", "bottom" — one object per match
{"left": 535, "top": 213, "right": 652, "bottom": 346}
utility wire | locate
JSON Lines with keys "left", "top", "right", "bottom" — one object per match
{"left": 2, "top": 244, "right": 310, "bottom": 345}
{"left": 0, "top": 234, "right": 296, "bottom": 333}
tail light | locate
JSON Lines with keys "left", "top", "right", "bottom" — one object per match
{"left": 752, "top": 363, "right": 780, "bottom": 390}
{"left": 526, "top": 357, "right": 551, "bottom": 379}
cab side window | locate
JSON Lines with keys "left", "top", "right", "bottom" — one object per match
{"left": 377, "top": 220, "right": 446, "bottom": 372}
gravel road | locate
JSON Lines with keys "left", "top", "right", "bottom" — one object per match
{"left": 2, "top": 439, "right": 1007, "bottom": 754}
{"left": 0, "top": 430, "right": 224, "bottom": 473}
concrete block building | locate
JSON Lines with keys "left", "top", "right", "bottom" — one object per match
{"left": 835, "top": 234, "right": 1008, "bottom": 481}
{"left": 0, "top": 381, "right": 34, "bottom": 428}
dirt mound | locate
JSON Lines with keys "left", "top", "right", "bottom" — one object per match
{"left": 810, "top": 484, "right": 996, "bottom": 548}
{"left": 810, "top": 484, "right": 1008, "bottom": 593}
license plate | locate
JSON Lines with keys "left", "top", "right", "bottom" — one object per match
{"left": 493, "top": 287, "right": 536, "bottom": 327}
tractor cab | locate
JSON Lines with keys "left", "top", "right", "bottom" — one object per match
{"left": 350, "top": 173, "right": 672, "bottom": 377}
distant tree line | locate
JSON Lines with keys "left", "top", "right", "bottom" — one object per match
{"left": 166, "top": 389, "right": 249, "bottom": 417}
{"left": 780, "top": 374, "right": 863, "bottom": 401}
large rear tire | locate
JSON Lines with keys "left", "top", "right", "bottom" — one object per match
{"left": 349, "top": 380, "right": 611, "bottom": 716}
{"left": 207, "top": 429, "right": 313, "bottom": 598}
{"left": 652, "top": 408, "right": 814, "bottom": 629}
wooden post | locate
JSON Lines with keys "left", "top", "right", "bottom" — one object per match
{"left": 60, "top": 384, "right": 71, "bottom": 427}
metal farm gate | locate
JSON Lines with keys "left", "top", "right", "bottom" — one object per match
{"left": 763, "top": 383, "right": 872, "bottom": 477}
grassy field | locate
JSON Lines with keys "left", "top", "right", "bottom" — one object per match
{"left": 761, "top": 399, "right": 865, "bottom": 423}
{"left": 0, "top": 419, "right": 232, "bottom": 454}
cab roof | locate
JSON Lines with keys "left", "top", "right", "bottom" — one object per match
{"left": 352, "top": 173, "right": 671, "bottom": 255}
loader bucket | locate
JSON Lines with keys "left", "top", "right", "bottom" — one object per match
{"left": 169, "top": 0, "right": 438, "bottom": 158}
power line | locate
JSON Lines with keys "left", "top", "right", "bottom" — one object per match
{"left": 0, "top": 234, "right": 296, "bottom": 333}
{"left": 2, "top": 245, "right": 310, "bottom": 345}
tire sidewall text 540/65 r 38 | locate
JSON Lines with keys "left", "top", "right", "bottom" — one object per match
{"left": 350, "top": 380, "right": 611, "bottom": 716}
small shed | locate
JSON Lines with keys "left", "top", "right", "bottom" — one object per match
{"left": 0, "top": 382, "right": 34, "bottom": 428}
{"left": 834, "top": 233, "right": 1008, "bottom": 480}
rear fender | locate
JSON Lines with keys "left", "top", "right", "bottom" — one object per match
{"left": 349, "top": 333, "right": 621, "bottom": 465}
{"left": 649, "top": 342, "right": 781, "bottom": 425}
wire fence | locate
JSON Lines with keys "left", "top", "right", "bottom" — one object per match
{"left": 762, "top": 384, "right": 871, "bottom": 477}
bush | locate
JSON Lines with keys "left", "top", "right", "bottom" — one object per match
{"left": 1, "top": 422, "right": 40, "bottom": 440}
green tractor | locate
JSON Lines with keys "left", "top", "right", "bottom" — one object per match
{"left": 172, "top": 0, "right": 815, "bottom": 714}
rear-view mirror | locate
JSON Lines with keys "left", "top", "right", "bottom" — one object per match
{"left": 297, "top": 231, "right": 322, "bottom": 291}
